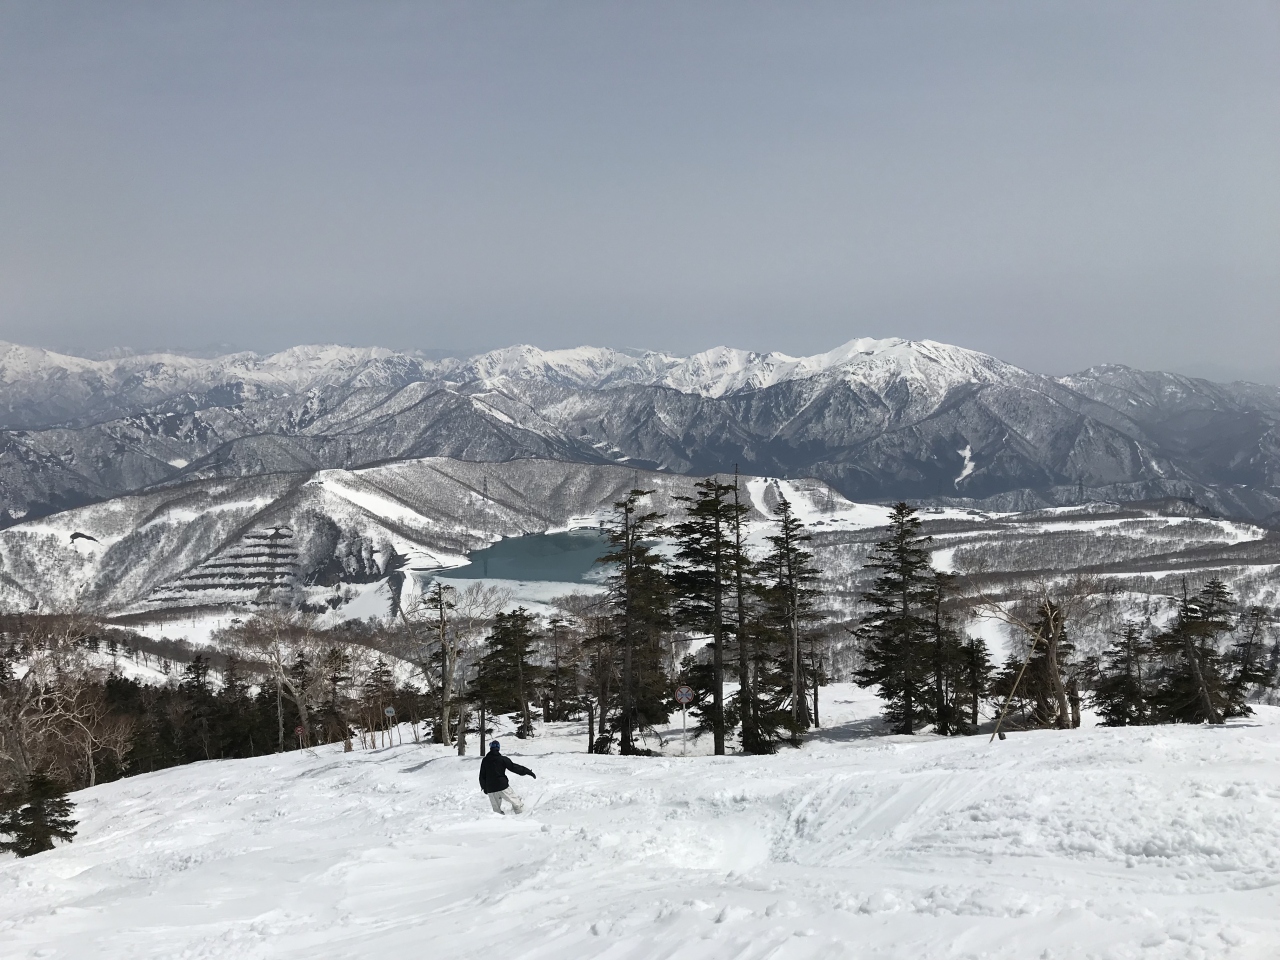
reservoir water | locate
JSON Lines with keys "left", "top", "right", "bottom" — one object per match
{"left": 441, "top": 529, "right": 610, "bottom": 583}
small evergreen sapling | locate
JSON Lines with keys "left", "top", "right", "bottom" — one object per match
{"left": 0, "top": 773, "right": 78, "bottom": 858}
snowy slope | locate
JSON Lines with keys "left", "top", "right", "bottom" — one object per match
{"left": 3, "top": 686, "right": 1278, "bottom": 960}
{"left": 0, "top": 459, "right": 857, "bottom": 615}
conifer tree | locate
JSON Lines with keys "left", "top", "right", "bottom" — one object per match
{"left": 855, "top": 503, "right": 934, "bottom": 734}
{"left": 760, "top": 492, "right": 820, "bottom": 745}
{"left": 178, "top": 655, "right": 218, "bottom": 760}
{"left": 476, "top": 608, "right": 542, "bottom": 737}
{"left": 0, "top": 773, "right": 77, "bottom": 857}
{"left": 671, "top": 477, "right": 741, "bottom": 755}
{"left": 599, "top": 490, "right": 670, "bottom": 754}
{"left": 319, "top": 647, "right": 354, "bottom": 746}
{"left": 1151, "top": 579, "right": 1232, "bottom": 724}
{"left": 418, "top": 582, "right": 459, "bottom": 744}
{"left": 956, "top": 634, "right": 993, "bottom": 731}
{"left": 544, "top": 615, "right": 582, "bottom": 723}
{"left": 727, "top": 471, "right": 762, "bottom": 757}
{"left": 1092, "top": 622, "right": 1154, "bottom": 726}
{"left": 1223, "top": 605, "right": 1276, "bottom": 717}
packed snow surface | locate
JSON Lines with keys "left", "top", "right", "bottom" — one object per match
{"left": 3, "top": 686, "right": 1279, "bottom": 960}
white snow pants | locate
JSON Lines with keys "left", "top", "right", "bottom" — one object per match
{"left": 487, "top": 788, "right": 524, "bottom": 814}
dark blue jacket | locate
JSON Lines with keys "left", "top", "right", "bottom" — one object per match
{"left": 479, "top": 752, "right": 534, "bottom": 794}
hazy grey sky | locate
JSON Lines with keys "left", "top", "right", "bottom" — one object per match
{"left": 1, "top": 2, "right": 1277, "bottom": 379}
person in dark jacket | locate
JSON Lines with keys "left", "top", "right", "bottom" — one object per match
{"left": 479, "top": 740, "right": 536, "bottom": 814}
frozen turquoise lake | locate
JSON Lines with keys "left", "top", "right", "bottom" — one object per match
{"left": 443, "top": 529, "right": 609, "bottom": 583}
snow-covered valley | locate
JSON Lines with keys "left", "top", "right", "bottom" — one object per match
{"left": 3, "top": 685, "right": 1279, "bottom": 960}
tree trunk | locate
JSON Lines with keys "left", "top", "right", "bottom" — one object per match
{"left": 811, "top": 649, "right": 820, "bottom": 728}
{"left": 620, "top": 508, "right": 635, "bottom": 756}
{"left": 1042, "top": 607, "right": 1072, "bottom": 730}
{"left": 732, "top": 475, "right": 755, "bottom": 751}
{"left": 711, "top": 510, "right": 725, "bottom": 756}
{"left": 516, "top": 642, "right": 531, "bottom": 735}
{"left": 276, "top": 675, "right": 284, "bottom": 753}
{"left": 1184, "top": 636, "right": 1224, "bottom": 724}
{"left": 438, "top": 596, "right": 452, "bottom": 746}
{"left": 587, "top": 700, "right": 596, "bottom": 754}
{"left": 620, "top": 634, "right": 633, "bottom": 753}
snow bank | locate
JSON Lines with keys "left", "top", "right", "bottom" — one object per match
{"left": 3, "top": 685, "right": 1278, "bottom": 959}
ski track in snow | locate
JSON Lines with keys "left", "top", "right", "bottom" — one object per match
{"left": 3, "top": 686, "right": 1279, "bottom": 960}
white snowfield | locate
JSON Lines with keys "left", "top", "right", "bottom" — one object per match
{"left": 3, "top": 686, "right": 1279, "bottom": 960}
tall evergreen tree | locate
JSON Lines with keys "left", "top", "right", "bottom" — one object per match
{"left": 599, "top": 490, "right": 671, "bottom": 754}
{"left": 855, "top": 503, "right": 934, "bottom": 735}
{"left": 760, "top": 492, "right": 821, "bottom": 745}
{"left": 728, "top": 471, "right": 757, "bottom": 751}
{"left": 671, "top": 477, "right": 741, "bottom": 755}
{"left": 0, "top": 773, "right": 77, "bottom": 857}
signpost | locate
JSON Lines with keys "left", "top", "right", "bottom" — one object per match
{"left": 674, "top": 685, "right": 695, "bottom": 756}
{"left": 384, "top": 706, "right": 397, "bottom": 747}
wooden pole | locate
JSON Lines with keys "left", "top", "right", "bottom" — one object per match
{"left": 990, "top": 633, "right": 1042, "bottom": 742}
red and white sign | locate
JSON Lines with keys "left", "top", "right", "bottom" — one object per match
{"left": 674, "top": 685, "right": 695, "bottom": 706}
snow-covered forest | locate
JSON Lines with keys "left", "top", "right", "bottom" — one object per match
{"left": 4, "top": 478, "right": 1277, "bottom": 818}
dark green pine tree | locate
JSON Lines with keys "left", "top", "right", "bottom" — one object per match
{"left": 1151, "top": 579, "right": 1233, "bottom": 725}
{"left": 599, "top": 490, "right": 671, "bottom": 755}
{"left": 759, "top": 492, "right": 821, "bottom": 745}
{"left": 319, "top": 646, "right": 354, "bottom": 745}
{"left": 855, "top": 502, "right": 935, "bottom": 735}
{"left": 1092, "top": 622, "right": 1155, "bottom": 726}
{"left": 362, "top": 657, "right": 397, "bottom": 740}
{"left": 476, "top": 608, "right": 542, "bottom": 737}
{"left": 955, "top": 634, "right": 993, "bottom": 732}
{"left": 0, "top": 773, "right": 78, "bottom": 857}
{"left": 178, "top": 655, "right": 218, "bottom": 761}
{"left": 671, "top": 477, "right": 741, "bottom": 756}
{"left": 1223, "top": 605, "right": 1275, "bottom": 718}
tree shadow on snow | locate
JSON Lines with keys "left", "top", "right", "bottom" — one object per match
{"left": 807, "top": 715, "right": 892, "bottom": 742}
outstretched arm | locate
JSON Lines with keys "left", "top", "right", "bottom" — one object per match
{"left": 505, "top": 757, "right": 536, "bottom": 778}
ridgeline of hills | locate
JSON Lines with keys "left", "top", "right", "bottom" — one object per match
{"left": 3, "top": 337, "right": 1279, "bottom": 529}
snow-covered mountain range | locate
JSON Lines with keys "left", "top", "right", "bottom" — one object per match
{"left": 3, "top": 336, "right": 1280, "bottom": 526}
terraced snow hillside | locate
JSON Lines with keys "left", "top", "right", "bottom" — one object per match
{"left": 2, "top": 685, "right": 1278, "bottom": 960}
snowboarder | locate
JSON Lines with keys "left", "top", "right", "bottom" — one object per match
{"left": 479, "top": 740, "right": 536, "bottom": 815}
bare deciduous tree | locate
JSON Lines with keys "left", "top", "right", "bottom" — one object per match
{"left": 959, "top": 566, "right": 1106, "bottom": 735}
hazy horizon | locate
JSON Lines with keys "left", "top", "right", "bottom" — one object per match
{"left": 2, "top": 3, "right": 1277, "bottom": 383}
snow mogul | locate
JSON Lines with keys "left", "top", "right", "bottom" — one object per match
{"left": 479, "top": 741, "right": 536, "bottom": 815}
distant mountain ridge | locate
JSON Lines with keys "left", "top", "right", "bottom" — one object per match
{"left": 2, "top": 336, "right": 1279, "bottom": 525}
